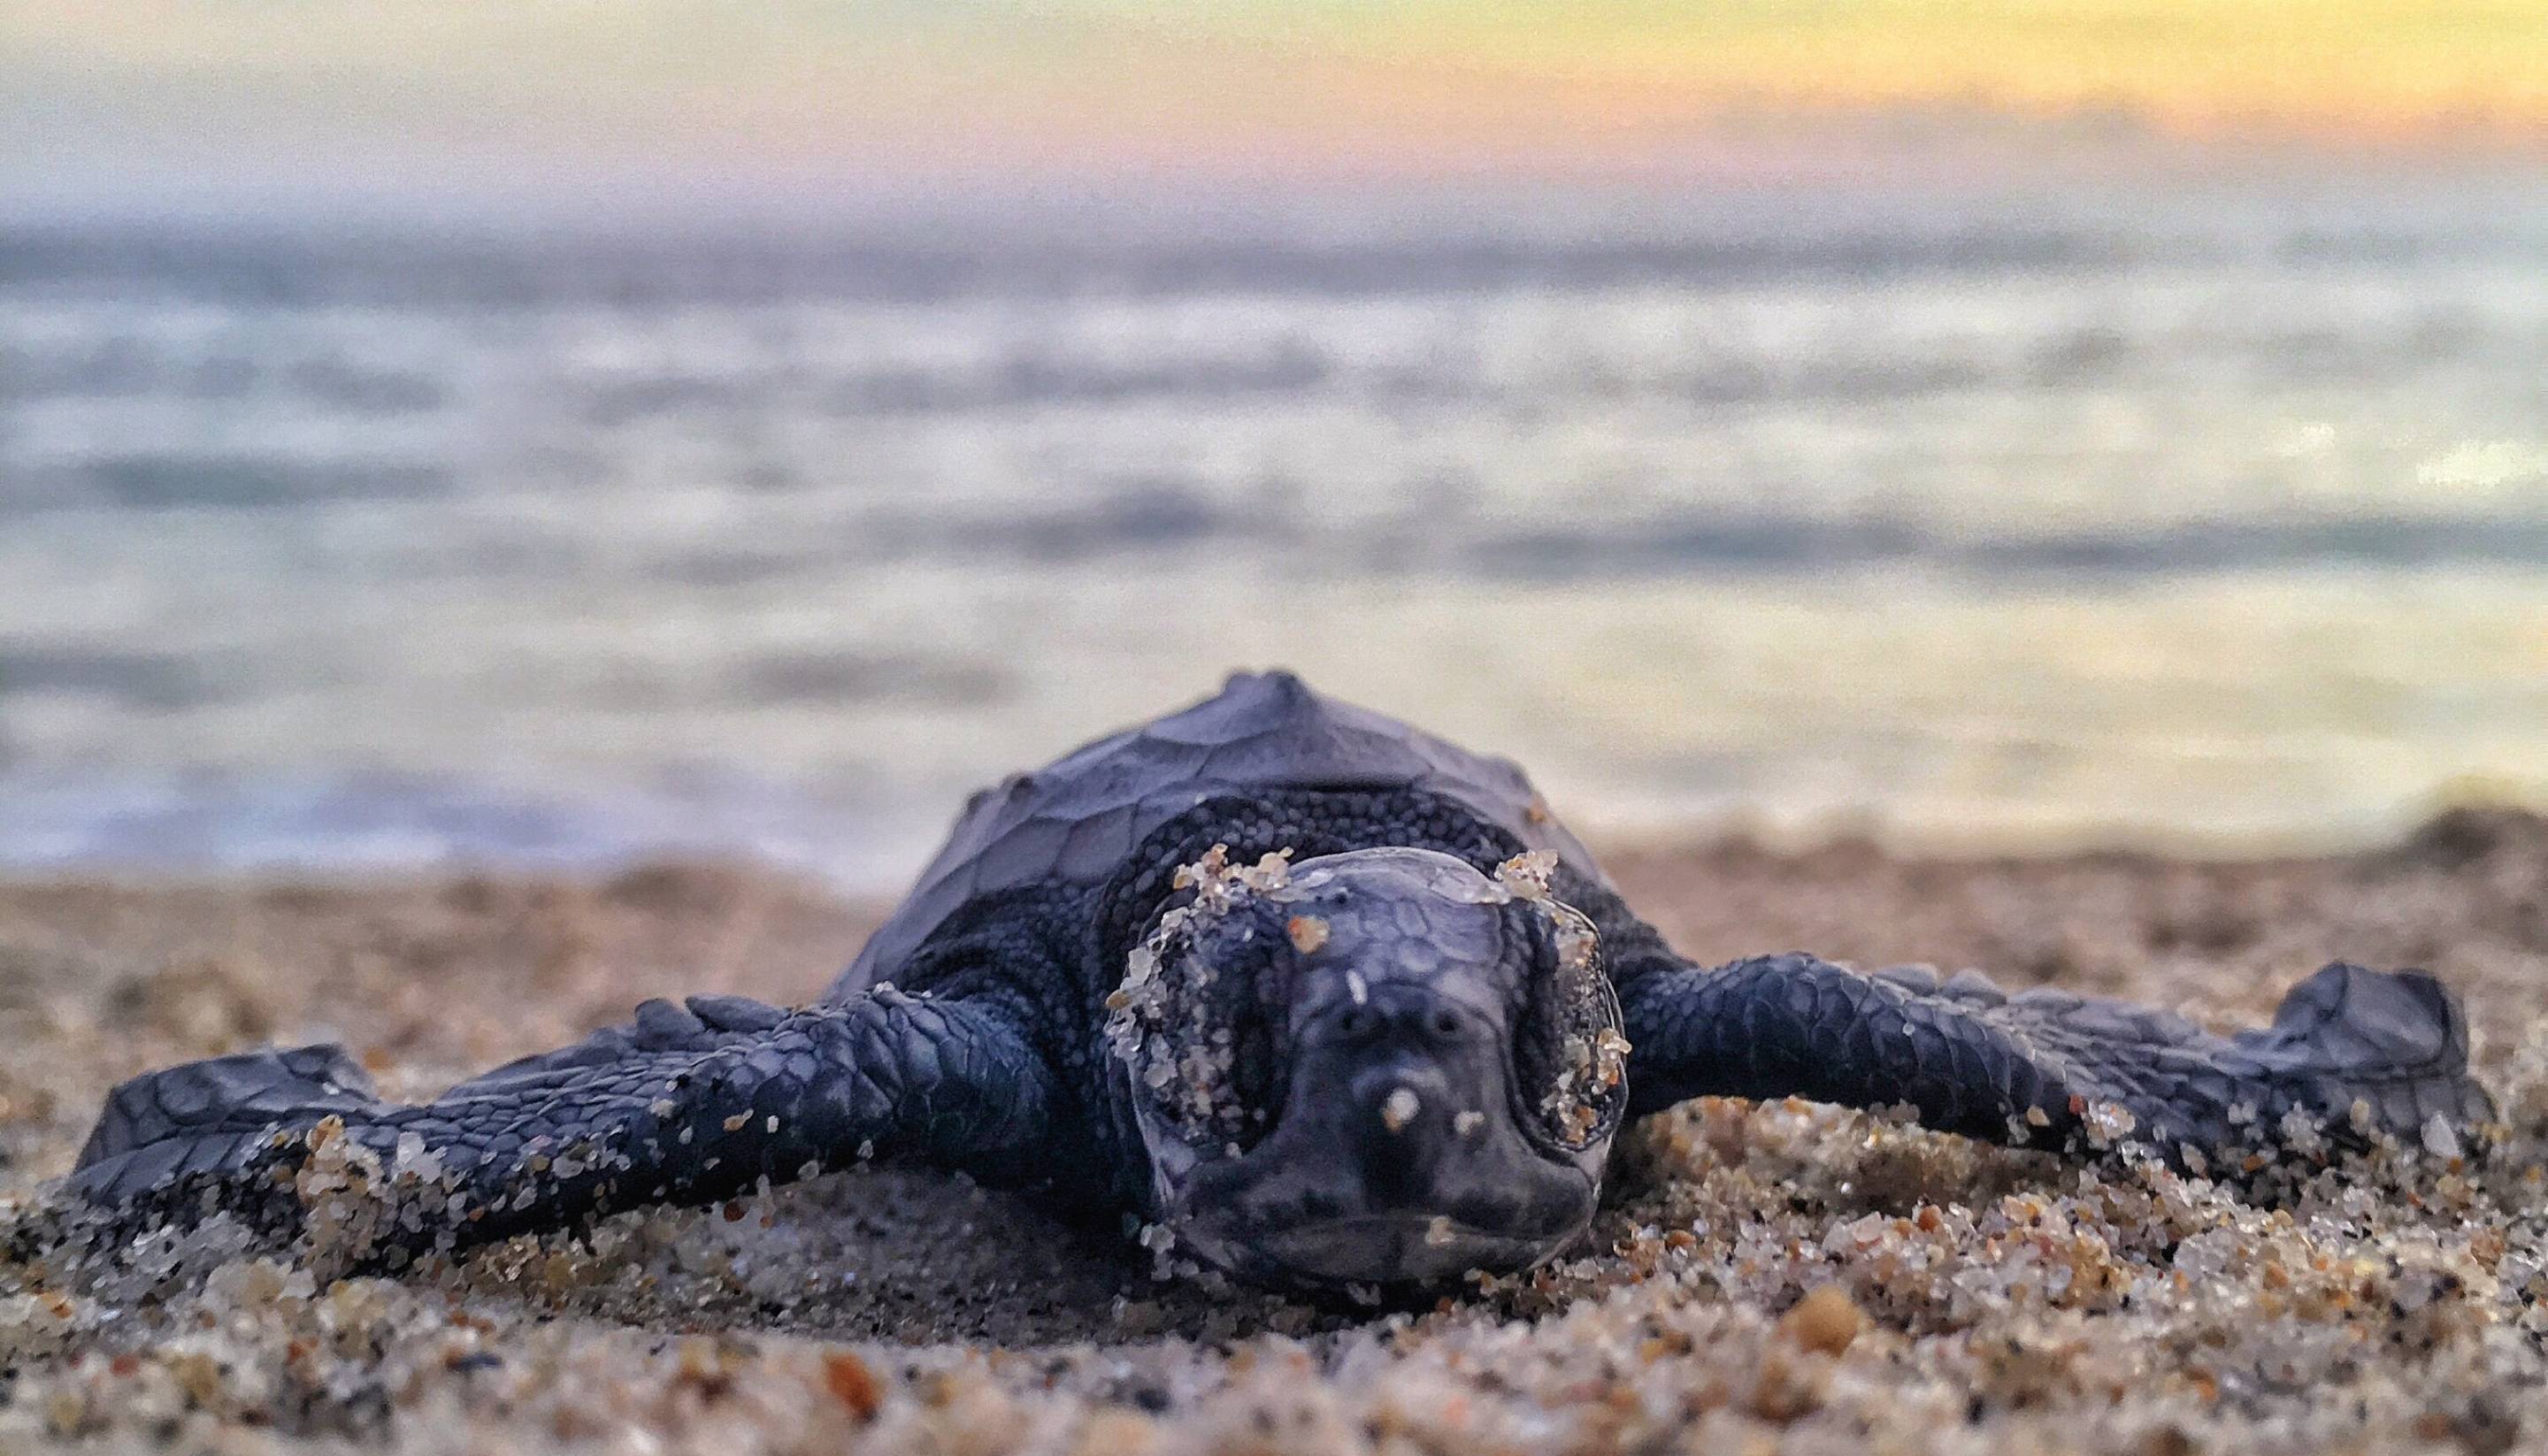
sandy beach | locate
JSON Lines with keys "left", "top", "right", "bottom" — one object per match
{"left": 12, "top": 5, "right": 2547, "bottom": 1452}
{"left": 4, "top": 808, "right": 2544, "bottom": 1453}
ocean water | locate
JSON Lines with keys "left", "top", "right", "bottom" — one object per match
{"left": 5, "top": 180, "right": 2548, "bottom": 888}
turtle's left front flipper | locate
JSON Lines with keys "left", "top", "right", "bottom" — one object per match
{"left": 1617, "top": 954, "right": 2491, "bottom": 1169}
{"left": 70, "top": 988, "right": 1057, "bottom": 1259}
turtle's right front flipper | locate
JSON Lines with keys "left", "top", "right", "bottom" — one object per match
{"left": 70, "top": 988, "right": 1058, "bottom": 1261}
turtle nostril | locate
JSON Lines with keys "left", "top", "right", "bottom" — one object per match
{"left": 1427, "top": 1008, "right": 1464, "bottom": 1040}
{"left": 1336, "top": 1006, "right": 1382, "bottom": 1039}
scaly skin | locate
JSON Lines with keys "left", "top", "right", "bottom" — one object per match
{"left": 71, "top": 786, "right": 2493, "bottom": 1280}
{"left": 74, "top": 992, "right": 1058, "bottom": 1262}
{"left": 71, "top": 789, "right": 1577, "bottom": 1255}
{"left": 1619, "top": 954, "right": 2490, "bottom": 1162}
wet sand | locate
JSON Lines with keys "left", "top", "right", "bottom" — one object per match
{"left": 3, "top": 809, "right": 2544, "bottom": 1452}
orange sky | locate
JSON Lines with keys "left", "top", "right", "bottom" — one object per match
{"left": 4, "top": 3, "right": 2543, "bottom": 211}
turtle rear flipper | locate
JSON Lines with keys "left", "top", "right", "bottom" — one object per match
{"left": 74, "top": 1044, "right": 384, "bottom": 1205}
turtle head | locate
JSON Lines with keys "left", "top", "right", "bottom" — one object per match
{"left": 1107, "top": 846, "right": 1627, "bottom": 1291}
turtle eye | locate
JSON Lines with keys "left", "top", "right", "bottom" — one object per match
{"left": 1510, "top": 900, "right": 1629, "bottom": 1152}
{"left": 1107, "top": 902, "right": 1284, "bottom": 1152}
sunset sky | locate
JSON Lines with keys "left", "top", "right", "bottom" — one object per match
{"left": 5, "top": 2, "right": 2544, "bottom": 218}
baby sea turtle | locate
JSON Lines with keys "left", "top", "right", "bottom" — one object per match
{"left": 72, "top": 671, "right": 2491, "bottom": 1290}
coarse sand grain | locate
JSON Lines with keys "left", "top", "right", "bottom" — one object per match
{"left": 4, "top": 808, "right": 2546, "bottom": 1453}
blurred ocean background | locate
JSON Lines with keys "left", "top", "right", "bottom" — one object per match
{"left": 6, "top": 177, "right": 2548, "bottom": 888}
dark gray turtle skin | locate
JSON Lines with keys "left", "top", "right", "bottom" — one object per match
{"left": 71, "top": 671, "right": 2494, "bottom": 1291}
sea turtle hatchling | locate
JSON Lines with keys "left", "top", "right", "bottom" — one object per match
{"left": 72, "top": 671, "right": 2492, "bottom": 1290}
